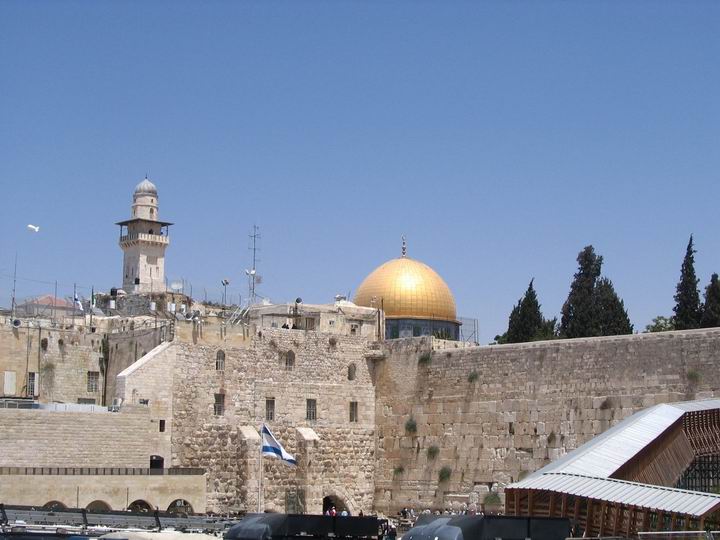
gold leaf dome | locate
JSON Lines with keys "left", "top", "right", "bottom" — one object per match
{"left": 354, "top": 256, "right": 457, "bottom": 322}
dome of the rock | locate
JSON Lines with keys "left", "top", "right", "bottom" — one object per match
{"left": 354, "top": 243, "right": 459, "bottom": 339}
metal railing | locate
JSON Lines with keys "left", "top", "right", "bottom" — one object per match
{"left": 0, "top": 467, "right": 204, "bottom": 476}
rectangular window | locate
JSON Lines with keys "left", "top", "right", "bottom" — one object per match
{"left": 266, "top": 398, "right": 275, "bottom": 421}
{"left": 159, "top": 419, "right": 166, "bottom": 432}
{"left": 77, "top": 398, "right": 96, "bottom": 405}
{"left": 306, "top": 398, "right": 317, "bottom": 421}
{"left": 214, "top": 393, "right": 225, "bottom": 416}
{"left": 28, "top": 372, "right": 38, "bottom": 397}
{"left": 350, "top": 323, "right": 359, "bottom": 335}
{"left": 87, "top": 371, "right": 99, "bottom": 393}
{"left": 349, "top": 401, "right": 358, "bottom": 423}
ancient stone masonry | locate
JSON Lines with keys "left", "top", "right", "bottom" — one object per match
{"left": 133, "top": 328, "right": 377, "bottom": 514}
{"left": 373, "top": 329, "right": 720, "bottom": 514}
{"left": 0, "top": 319, "right": 165, "bottom": 406}
{"left": 0, "top": 407, "right": 154, "bottom": 468}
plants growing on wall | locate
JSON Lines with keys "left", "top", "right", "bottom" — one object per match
{"left": 438, "top": 466, "right": 452, "bottom": 482}
{"left": 405, "top": 417, "right": 417, "bottom": 434}
{"left": 427, "top": 445, "right": 439, "bottom": 459}
{"left": 418, "top": 352, "right": 431, "bottom": 365}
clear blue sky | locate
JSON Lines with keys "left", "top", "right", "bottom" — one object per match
{"left": 1, "top": 1, "right": 718, "bottom": 342}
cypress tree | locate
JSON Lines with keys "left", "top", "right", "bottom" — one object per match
{"left": 673, "top": 235, "right": 702, "bottom": 330}
{"left": 700, "top": 273, "right": 720, "bottom": 328}
{"left": 505, "top": 279, "right": 557, "bottom": 343}
{"left": 560, "top": 246, "right": 603, "bottom": 338}
{"left": 595, "top": 277, "right": 633, "bottom": 335}
{"left": 506, "top": 279, "right": 544, "bottom": 343}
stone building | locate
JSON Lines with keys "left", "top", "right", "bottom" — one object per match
{"left": 117, "top": 178, "right": 172, "bottom": 294}
{"left": 246, "top": 299, "right": 380, "bottom": 338}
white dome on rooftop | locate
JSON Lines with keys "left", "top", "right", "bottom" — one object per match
{"left": 134, "top": 177, "right": 158, "bottom": 195}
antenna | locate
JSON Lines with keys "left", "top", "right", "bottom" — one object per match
{"left": 246, "top": 225, "right": 261, "bottom": 304}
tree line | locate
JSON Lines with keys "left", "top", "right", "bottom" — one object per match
{"left": 494, "top": 235, "right": 720, "bottom": 344}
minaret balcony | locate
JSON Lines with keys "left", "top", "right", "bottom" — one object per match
{"left": 119, "top": 232, "right": 170, "bottom": 247}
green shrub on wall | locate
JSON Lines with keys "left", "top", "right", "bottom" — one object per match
{"left": 439, "top": 466, "right": 452, "bottom": 482}
{"left": 468, "top": 371, "right": 479, "bottom": 383}
{"left": 418, "top": 352, "right": 432, "bottom": 365}
{"left": 427, "top": 445, "right": 439, "bottom": 459}
{"left": 405, "top": 417, "right": 417, "bottom": 434}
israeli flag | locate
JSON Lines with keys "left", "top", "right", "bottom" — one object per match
{"left": 261, "top": 424, "right": 297, "bottom": 466}
{"left": 74, "top": 294, "right": 84, "bottom": 312}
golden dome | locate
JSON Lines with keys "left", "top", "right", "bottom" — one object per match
{"left": 354, "top": 256, "right": 457, "bottom": 322}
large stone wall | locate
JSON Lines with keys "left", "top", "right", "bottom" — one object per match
{"left": 0, "top": 407, "right": 154, "bottom": 468}
{"left": 123, "top": 328, "right": 377, "bottom": 514}
{"left": 373, "top": 329, "right": 720, "bottom": 513}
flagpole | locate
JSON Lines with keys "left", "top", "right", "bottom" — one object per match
{"left": 258, "top": 425, "right": 263, "bottom": 513}
{"left": 73, "top": 283, "right": 77, "bottom": 325}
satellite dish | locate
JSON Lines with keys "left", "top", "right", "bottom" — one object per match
{"left": 12, "top": 319, "right": 21, "bottom": 328}
{"left": 295, "top": 297, "right": 303, "bottom": 304}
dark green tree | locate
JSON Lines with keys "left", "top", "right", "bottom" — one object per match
{"left": 560, "top": 246, "right": 603, "bottom": 338}
{"left": 700, "top": 273, "right": 720, "bottom": 328}
{"left": 506, "top": 280, "right": 543, "bottom": 343}
{"left": 595, "top": 277, "right": 633, "bottom": 335}
{"left": 673, "top": 235, "right": 702, "bottom": 330}
{"left": 504, "top": 279, "right": 557, "bottom": 343}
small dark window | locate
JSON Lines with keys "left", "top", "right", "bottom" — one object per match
{"left": 87, "top": 371, "right": 99, "bottom": 393}
{"left": 216, "top": 350, "right": 225, "bottom": 371}
{"left": 139, "top": 398, "right": 149, "bottom": 406}
{"left": 159, "top": 420, "right": 166, "bottom": 432}
{"left": 214, "top": 393, "right": 225, "bottom": 416}
{"left": 349, "top": 401, "right": 358, "bottom": 423}
{"left": 347, "top": 364, "right": 357, "bottom": 381}
{"left": 77, "top": 398, "right": 96, "bottom": 405}
{"left": 266, "top": 398, "right": 275, "bottom": 421}
{"left": 285, "top": 350, "right": 295, "bottom": 371}
{"left": 306, "top": 399, "right": 317, "bottom": 421}
{"left": 40, "top": 338, "right": 48, "bottom": 351}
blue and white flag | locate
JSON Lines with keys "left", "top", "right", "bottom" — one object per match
{"left": 74, "top": 294, "right": 84, "bottom": 312}
{"left": 261, "top": 424, "right": 297, "bottom": 466}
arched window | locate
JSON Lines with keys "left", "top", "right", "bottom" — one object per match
{"left": 128, "top": 499, "right": 153, "bottom": 513}
{"left": 150, "top": 208, "right": 155, "bottom": 217}
{"left": 86, "top": 500, "right": 112, "bottom": 512}
{"left": 43, "top": 501, "right": 67, "bottom": 511}
{"left": 347, "top": 363, "right": 357, "bottom": 381}
{"left": 285, "top": 350, "right": 295, "bottom": 371}
{"left": 167, "top": 499, "right": 194, "bottom": 515}
{"left": 216, "top": 350, "right": 225, "bottom": 371}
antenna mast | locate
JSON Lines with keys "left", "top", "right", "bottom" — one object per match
{"left": 247, "top": 225, "right": 261, "bottom": 304}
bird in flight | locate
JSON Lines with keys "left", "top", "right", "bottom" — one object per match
{"left": 27, "top": 224, "right": 40, "bottom": 232}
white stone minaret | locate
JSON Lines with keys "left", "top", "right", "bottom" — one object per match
{"left": 117, "top": 178, "right": 172, "bottom": 293}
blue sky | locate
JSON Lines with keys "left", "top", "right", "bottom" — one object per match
{"left": 1, "top": 1, "right": 718, "bottom": 342}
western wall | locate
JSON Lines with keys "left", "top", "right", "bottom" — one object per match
{"left": 373, "top": 328, "right": 720, "bottom": 513}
